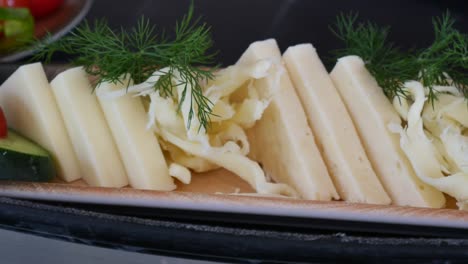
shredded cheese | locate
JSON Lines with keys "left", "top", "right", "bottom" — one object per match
{"left": 391, "top": 80, "right": 468, "bottom": 209}
{"left": 100, "top": 59, "right": 298, "bottom": 197}
{"left": 169, "top": 163, "right": 192, "bottom": 184}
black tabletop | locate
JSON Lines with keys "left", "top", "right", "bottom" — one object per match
{"left": 3, "top": 0, "right": 468, "bottom": 263}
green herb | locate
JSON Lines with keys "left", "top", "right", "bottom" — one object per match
{"left": 34, "top": 2, "right": 217, "bottom": 131}
{"left": 331, "top": 11, "right": 468, "bottom": 102}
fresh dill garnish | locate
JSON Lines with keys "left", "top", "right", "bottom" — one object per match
{"left": 330, "top": 12, "right": 416, "bottom": 99}
{"left": 331, "top": 11, "right": 468, "bottom": 102}
{"left": 34, "top": 2, "right": 218, "bottom": 131}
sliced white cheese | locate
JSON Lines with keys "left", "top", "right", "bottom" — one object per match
{"left": 237, "top": 39, "right": 339, "bottom": 200}
{"left": 0, "top": 63, "right": 81, "bottom": 182}
{"left": 330, "top": 55, "right": 445, "bottom": 208}
{"left": 96, "top": 77, "right": 176, "bottom": 191}
{"left": 390, "top": 81, "right": 468, "bottom": 206}
{"left": 283, "top": 44, "right": 390, "bottom": 205}
{"left": 50, "top": 67, "right": 128, "bottom": 188}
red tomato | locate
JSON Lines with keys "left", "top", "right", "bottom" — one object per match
{"left": 29, "top": 0, "right": 63, "bottom": 19}
{"left": 0, "top": 0, "right": 30, "bottom": 8}
{"left": 0, "top": 106, "right": 7, "bottom": 138}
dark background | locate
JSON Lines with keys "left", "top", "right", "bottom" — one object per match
{"left": 78, "top": 0, "right": 468, "bottom": 69}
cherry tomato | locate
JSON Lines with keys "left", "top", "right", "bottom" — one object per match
{"left": 29, "top": 0, "right": 63, "bottom": 19}
{"left": 0, "top": 106, "right": 8, "bottom": 138}
{"left": 0, "top": 0, "right": 30, "bottom": 8}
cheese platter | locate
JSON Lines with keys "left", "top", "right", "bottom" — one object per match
{"left": 1, "top": 1, "right": 468, "bottom": 236}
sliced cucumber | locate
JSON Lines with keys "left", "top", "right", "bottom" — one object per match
{"left": 0, "top": 130, "right": 56, "bottom": 182}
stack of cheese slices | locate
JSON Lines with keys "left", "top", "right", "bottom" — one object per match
{"left": 0, "top": 64, "right": 174, "bottom": 191}
{"left": 0, "top": 39, "right": 446, "bottom": 208}
{"left": 243, "top": 39, "right": 444, "bottom": 208}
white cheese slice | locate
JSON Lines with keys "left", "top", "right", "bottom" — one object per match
{"left": 237, "top": 39, "right": 339, "bottom": 201}
{"left": 96, "top": 77, "right": 176, "bottom": 191}
{"left": 330, "top": 55, "right": 445, "bottom": 208}
{"left": 0, "top": 63, "right": 81, "bottom": 182}
{"left": 283, "top": 44, "right": 391, "bottom": 204}
{"left": 50, "top": 67, "right": 128, "bottom": 188}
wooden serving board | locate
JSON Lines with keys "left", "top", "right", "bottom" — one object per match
{"left": 54, "top": 168, "right": 255, "bottom": 194}
{"left": 0, "top": 168, "right": 468, "bottom": 232}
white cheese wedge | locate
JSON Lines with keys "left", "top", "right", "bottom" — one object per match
{"left": 330, "top": 55, "right": 445, "bottom": 208}
{"left": 283, "top": 44, "right": 391, "bottom": 205}
{"left": 50, "top": 67, "right": 128, "bottom": 188}
{"left": 238, "top": 39, "right": 339, "bottom": 200}
{"left": 96, "top": 78, "right": 176, "bottom": 191}
{"left": 0, "top": 63, "right": 81, "bottom": 182}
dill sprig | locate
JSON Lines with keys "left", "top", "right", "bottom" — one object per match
{"left": 34, "top": 3, "right": 217, "bottom": 130}
{"left": 330, "top": 12, "right": 416, "bottom": 99}
{"left": 331, "top": 11, "right": 468, "bottom": 102}
{"left": 417, "top": 12, "right": 468, "bottom": 102}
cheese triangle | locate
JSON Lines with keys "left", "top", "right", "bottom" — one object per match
{"left": 284, "top": 44, "right": 391, "bottom": 204}
{"left": 238, "top": 39, "right": 339, "bottom": 200}
{"left": 330, "top": 55, "right": 445, "bottom": 208}
{"left": 51, "top": 67, "right": 128, "bottom": 188}
{"left": 97, "top": 77, "right": 176, "bottom": 191}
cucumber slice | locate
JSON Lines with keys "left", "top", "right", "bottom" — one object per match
{"left": 0, "top": 8, "right": 35, "bottom": 52}
{"left": 0, "top": 130, "right": 56, "bottom": 182}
